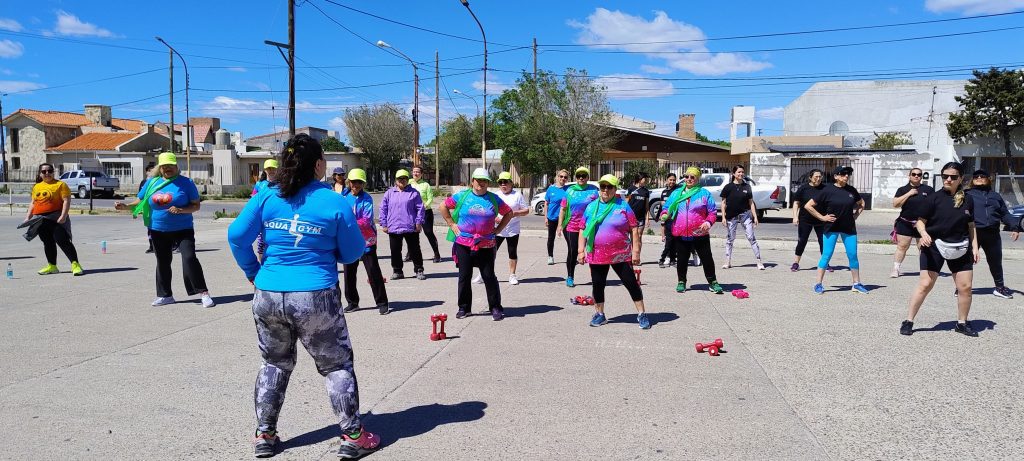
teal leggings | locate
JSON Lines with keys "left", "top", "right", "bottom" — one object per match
{"left": 818, "top": 232, "right": 859, "bottom": 270}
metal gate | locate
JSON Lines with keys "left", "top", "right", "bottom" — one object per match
{"left": 790, "top": 157, "right": 874, "bottom": 210}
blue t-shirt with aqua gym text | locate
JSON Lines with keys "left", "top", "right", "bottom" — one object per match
{"left": 545, "top": 184, "right": 568, "bottom": 221}
{"left": 137, "top": 176, "right": 200, "bottom": 232}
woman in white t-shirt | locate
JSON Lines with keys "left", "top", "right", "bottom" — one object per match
{"left": 491, "top": 172, "right": 530, "bottom": 285}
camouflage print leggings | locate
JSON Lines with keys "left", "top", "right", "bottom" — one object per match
{"left": 252, "top": 287, "right": 361, "bottom": 434}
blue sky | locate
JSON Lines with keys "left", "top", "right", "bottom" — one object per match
{"left": 1, "top": 0, "right": 1022, "bottom": 144}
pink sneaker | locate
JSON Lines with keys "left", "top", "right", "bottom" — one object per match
{"left": 338, "top": 427, "right": 381, "bottom": 459}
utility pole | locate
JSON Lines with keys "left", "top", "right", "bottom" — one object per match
{"left": 459, "top": 0, "right": 487, "bottom": 168}
{"left": 926, "top": 85, "right": 937, "bottom": 150}
{"left": 413, "top": 61, "right": 420, "bottom": 167}
{"left": 157, "top": 37, "right": 191, "bottom": 175}
{"left": 435, "top": 50, "right": 440, "bottom": 186}
{"left": 532, "top": 37, "right": 537, "bottom": 80}
{"left": 167, "top": 48, "right": 175, "bottom": 153}
{"left": 288, "top": 0, "right": 295, "bottom": 138}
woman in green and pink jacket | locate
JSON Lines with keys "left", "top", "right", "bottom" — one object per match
{"left": 659, "top": 167, "right": 724, "bottom": 294}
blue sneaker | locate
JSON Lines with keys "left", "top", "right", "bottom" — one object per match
{"left": 566, "top": 276, "right": 575, "bottom": 287}
{"left": 813, "top": 283, "right": 824, "bottom": 295}
{"left": 852, "top": 283, "right": 869, "bottom": 294}
{"left": 589, "top": 312, "right": 607, "bottom": 327}
{"left": 637, "top": 313, "right": 651, "bottom": 330}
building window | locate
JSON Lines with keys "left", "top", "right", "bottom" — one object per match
{"left": 11, "top": 157, "right": 20, "bottom": 170}
{"left": 10, "top": 128, "right": 18, "bottom": 153}
{"left": 104, "top": 162, "right": 133, "bottom": 185}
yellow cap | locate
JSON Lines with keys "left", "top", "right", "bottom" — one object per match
{"left": 497, "top": 171, "right": 513, "bottom": 181}
{"left": 574, "top": 167, "right": 590, "bottom": 177}
{"left": 263, "top": 159, "right": 279, "bottom": 169}
{"left": 684, "top": 166, "right": 702, "bottom": 179}
{"left": 395, "top": 169, "right": 411, "bottom": 179}
{"left": 597, "top": 174, "right": 620, "bottom": 188}
{"left": 157, "top": 152, "right": 177, "bottom": 167}
{"left": 348, "top": 168, "right": 367, "bottom": 182}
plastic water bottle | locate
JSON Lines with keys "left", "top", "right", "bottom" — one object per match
{"left": 5, "top": 263, "right": 12, "bottom": 279}
{"left": 101, "top": 240, "right": 107, "bottom": 254}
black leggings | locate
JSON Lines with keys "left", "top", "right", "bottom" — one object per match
{"left": 590, "top": 262, "right": 643, "bottom": 304}
{"left": 495, "top": 234, "right": 520, "bottom": 260}
{"left": 37, "top": 218, "right": 78, "bottom": 265}
{"left": 795, "top": 222, "right": 825, "bottom": 257}
{"left": 546, "top": 219, "right": 558, "bottom": 257}
{"left": 660, "top": 220, "right": 676, "bottom": 262}
{"left": 343, "top": 245, "right": 388, "bottom": 307}
{"left": 976, "top": 226, "right": 1005, "bottom": 287}
{"left": 422, "top": 210, "right": 441, "bottom": 258}
{"left": 564, "top": 231, "right": 580, "bottom": 278}
{"left": 675, "top": 236, "right": 717, "bottom": 283}
{"left": 389, "top": 232, "right": 423, "bottom": 274}
{"left": 454, "top": 244, "right": 501, "bottom": 312}
{"left": 151, "top": 228, "right": 208, "bottom": 297}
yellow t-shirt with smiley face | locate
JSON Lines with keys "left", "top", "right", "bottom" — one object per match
{"left": 31, "top": 181, "right": 71, "bottom": 215}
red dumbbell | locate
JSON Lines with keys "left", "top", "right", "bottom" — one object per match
{"left": 695, "top": 338, "right": 724, "bottom": 354}
{"left": 707, "top": 345, "right": 720, "bottom": 356}
{"left": 430, "top": 314, "right": 441, "bottom": 341}
{"left": 438, "top": 313, "right": 448, "bottom": 340}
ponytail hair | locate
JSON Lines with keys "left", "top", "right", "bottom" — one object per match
{"left": 274, "top": 134, "right": 324, "bottom": 199}
{"left": 941, "top": 161, "right": 966, "bottom": 208}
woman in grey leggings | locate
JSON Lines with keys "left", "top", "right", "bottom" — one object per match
{"left": 720, "top": 165, "right": 765, "bottom": 270}
{"left": 228, "top": 134, "right": 381, "bottom": 459}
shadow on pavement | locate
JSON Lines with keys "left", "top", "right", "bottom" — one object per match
{"left": 503, "top": 304, "right": 562, "bottom": 318}
{"left": 423, "top": 272, "right": 458, "bottom": 279}
{"left": 281, "top": 401, "right": 487, "bottom": 451}
{"left": 194, "top": 248, "right": 220, "bottom": 253}
{"left": 83, "top": 267, "right": 138, "bottom": 274}
{"left": 517, "top": 276, "right": 565, "bottom": 284}
{"left": 0, "top": 255, "right": 34, "bottom": 261}
{"left": 607, "top": 312, "right": 679, "bottom": 326}
{"left": 913, "top": 319, "right": 996, "bottom": 333}
{"left": 203, "top": 293, "right": 253, "bottom": 305}
{"left": 388, "top": 300, "right": 444, "bottom": 312}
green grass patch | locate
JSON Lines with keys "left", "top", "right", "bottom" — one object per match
{"left": 865, "top": 239, "right": 894, "bottom": 244}
{"left": 214, "top": 210, "right": 240, "bottom": 220}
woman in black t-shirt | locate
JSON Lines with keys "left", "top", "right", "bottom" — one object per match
{"left": 803, "top": 166, "right": 868, "bottom": 295}
{"left": 890, "top": 167, "right": 935, "bottom": 278}
{"left": 790, "top": 169, "right": 826, "bottom": 272}
{"left": 720, "top": 165, "right": 764, "bottom": 270}
{"left": 901, "top": 162, "right": 981, "bottom": 337}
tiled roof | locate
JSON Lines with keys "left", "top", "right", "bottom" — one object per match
{"left": 47, "top": 132, "right": 140, "bottom": 151}
{"left": 6, "top": 109, "right": 146, "bottom": 132}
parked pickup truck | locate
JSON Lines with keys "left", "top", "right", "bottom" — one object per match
{"left": 59, "top": 170, "right": 120, "bottom": 198}
{"left": 647, "top": 173, "right": 786, "bottom": 222}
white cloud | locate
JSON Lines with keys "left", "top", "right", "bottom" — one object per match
{"left": 327, "top": 116, "right": 348, "bottom": 140}
{"left": 714, "top": 121, "right": 731, "bottom": 130}
{"left": 200, "top": 96, "right": 335, "bottom": 117}
{"left": 593, "top": 74, "right": 675, "bottom": 100}
{"left": 0, "top": 18, "right": 23, "bottom": 32}
{"left": 0, "top": 68, "right": 13, "bottom": 75}
{"left": 925, "top": 0, "right": 1024, "bottom": 14}
{"left": 227, "top": 67, "right": 247, "bottom": 73}
{"left": 640, "top": 64, "right": 672, "bottom": 75}
{"left": 569, "top": 8, "right": 771, "bottom": 76}
{"left": 0, "top": 80, "right": 45, "bottom": 93}
{"left": 471, "top": 77, "right": 511, "bottom": 93}
{"left": 0, "top": 40, "right": 24, "bottom": 58}
{"left": 756, "top": 106, "right": 785, "bottom": 120}
{"left": 54, "top": 10, "right": 118, "bottom": 38}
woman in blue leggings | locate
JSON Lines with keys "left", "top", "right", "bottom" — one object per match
{"left": 803, "top": 166, "right": 869, "bottom": 294}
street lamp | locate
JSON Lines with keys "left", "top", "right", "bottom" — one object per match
{"left": 377, "top": 40, "right": 420, "bottom": 167}
{"left": 155, "top": 36, "right": 191, "bottom": 177}
{"left": 452, "top": 89, "right": 480, "bottom": 118}
{"left": 458, "top": 0, "right": 487, "bottom": 168}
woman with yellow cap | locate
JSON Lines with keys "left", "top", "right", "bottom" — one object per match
{"left": 659, "top": 167, "right": 724, "bottom": 294}
{"left": 115, "top": 152, "right": 216, "bottom": 307}
{"left": 492, "top": 171, "right": 530, "bottom": 285}
{"left": 341, "top": 168, "right": 390, "bottom": 315}
{"left": 578, "top": 174, "right": 650, "bottom": 329}
{"left": 379, "top": 169, "right": 426, "bottom": 280}
{"left": 556, "top": 166, "right": 599, "bottom": 287}
{"left": 251, "top": 159, "right": 279, "bottom": 262}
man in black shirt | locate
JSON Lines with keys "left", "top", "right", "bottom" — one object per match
{"left": 627, "top": 173, "right": 651, "bottom": 250}
{"left": 890, "top": 168, "right": 935, "bottom": 278}
{"left": 803, "top": 166, "right": 868, "bottom": 295}
{"left": 659, "top": 173, "right": 678, "bottom": 268}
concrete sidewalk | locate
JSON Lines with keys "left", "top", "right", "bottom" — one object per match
{"left": 2, "top": 216, "right": 1023, "bottom": 460}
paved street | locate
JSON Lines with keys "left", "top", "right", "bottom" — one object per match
{"left": 2, "top": 215, "right": 1023, "bottom": 460}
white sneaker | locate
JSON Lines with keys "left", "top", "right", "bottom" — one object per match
{"left": 547, "top": 256, "right": 555, "bottom": 265}
{"left": 472, "top": 274, "right": 483, "bottom": 284}
{"left": 201, "top": 293, "right": 216, "bottom": 308}
{"left": 509, "top": 274, "right": 519, "bottom": 285}
{"left": 151, "top": 296, "right": 176, "bottom": 306}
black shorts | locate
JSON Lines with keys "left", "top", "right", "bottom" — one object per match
{"left": 894, "top": 218, "right": 919, "bottom": 238}
{"left": 919, "top": 244, "right": 972, "bottom": 274}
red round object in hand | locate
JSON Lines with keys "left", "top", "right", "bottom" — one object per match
{"left": 152, "top": 192, "right": 173, "bottom": 205}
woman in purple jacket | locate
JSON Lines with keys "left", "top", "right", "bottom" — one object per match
{"left": 379, "top": 169, "right": 426, "bottom": 280}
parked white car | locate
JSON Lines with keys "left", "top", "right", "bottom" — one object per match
{"left": 530, "top": 182, "right": 627, "bottom": 215}
{"left": 647, "top": 173, "right": 786, "bottom": 222}
{"left": 59, "top": 170, "right": 120, "bottom": 198}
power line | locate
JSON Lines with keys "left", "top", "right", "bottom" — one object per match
{"left": 545, "top": 10, "right": 1024, "bottom": 47}
{"left": 304, "top": 0, "right": 384, "bottom": 50}
{"left": 191, "top": 70, "right": 478, "bottom": 93}
{"left": 541, "top": 26, "right": 1023, "bottom": 55}
{"left": 6, "top": 68, "right": 165, "bottom": 95}
{"left": 317, "top": 0, "right": 519, "bottom": 47}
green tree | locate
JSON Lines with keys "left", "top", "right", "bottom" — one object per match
{"left": 320, "top": 136, "right": 346, "bottom": 152}
{"left": 695, "top": 132, "right": 731, "bottom": 147}
{"left": 343, "top": 104, "right": 413, "bottom": 189}
{"left": 623, "top": 159, "right": 668, "bottom": 187}
{"left": 869, "top": 131, "right": 913, "bottom": 150}
{"left": 948, "top": 67, "right": 1024, "bottom": 203}
{"left": 436, "top": 115, "right": 478, "bottom": 183}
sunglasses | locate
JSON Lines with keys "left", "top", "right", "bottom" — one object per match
{"left": 575, "top": 174, "right": 588, "bottom": 179}
{"left": 909, "top": 172, "right": 922, "bottom": 177}
{"left": 557, "top": 175, "right": 568, "bottom": 179}
{"left": 973, "top": 175, "right": 988, "bottom": 179}
{"left": 498, "top": 180, "right": 511, "bottom": 185}
{"left": 836, "top": 173, "right": 850, "bottom": 177}
{"left": 599, "top": 184, "right": 617, "bottom": 190}
{"left": 941, "top": 174, "right": 960, "bottom": 181}
{"left": 682, "top": 175, "right": 696, "bottom": 180}
{"left": 39, "top": 169, "right": 54, "bottom": 173}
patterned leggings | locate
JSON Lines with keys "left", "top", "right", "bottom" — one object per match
{"left": 724, "top": 211, "right": 761, "bottom": 260}
{"left": 252, "top": 287, "right": 362, "bottom": 434}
